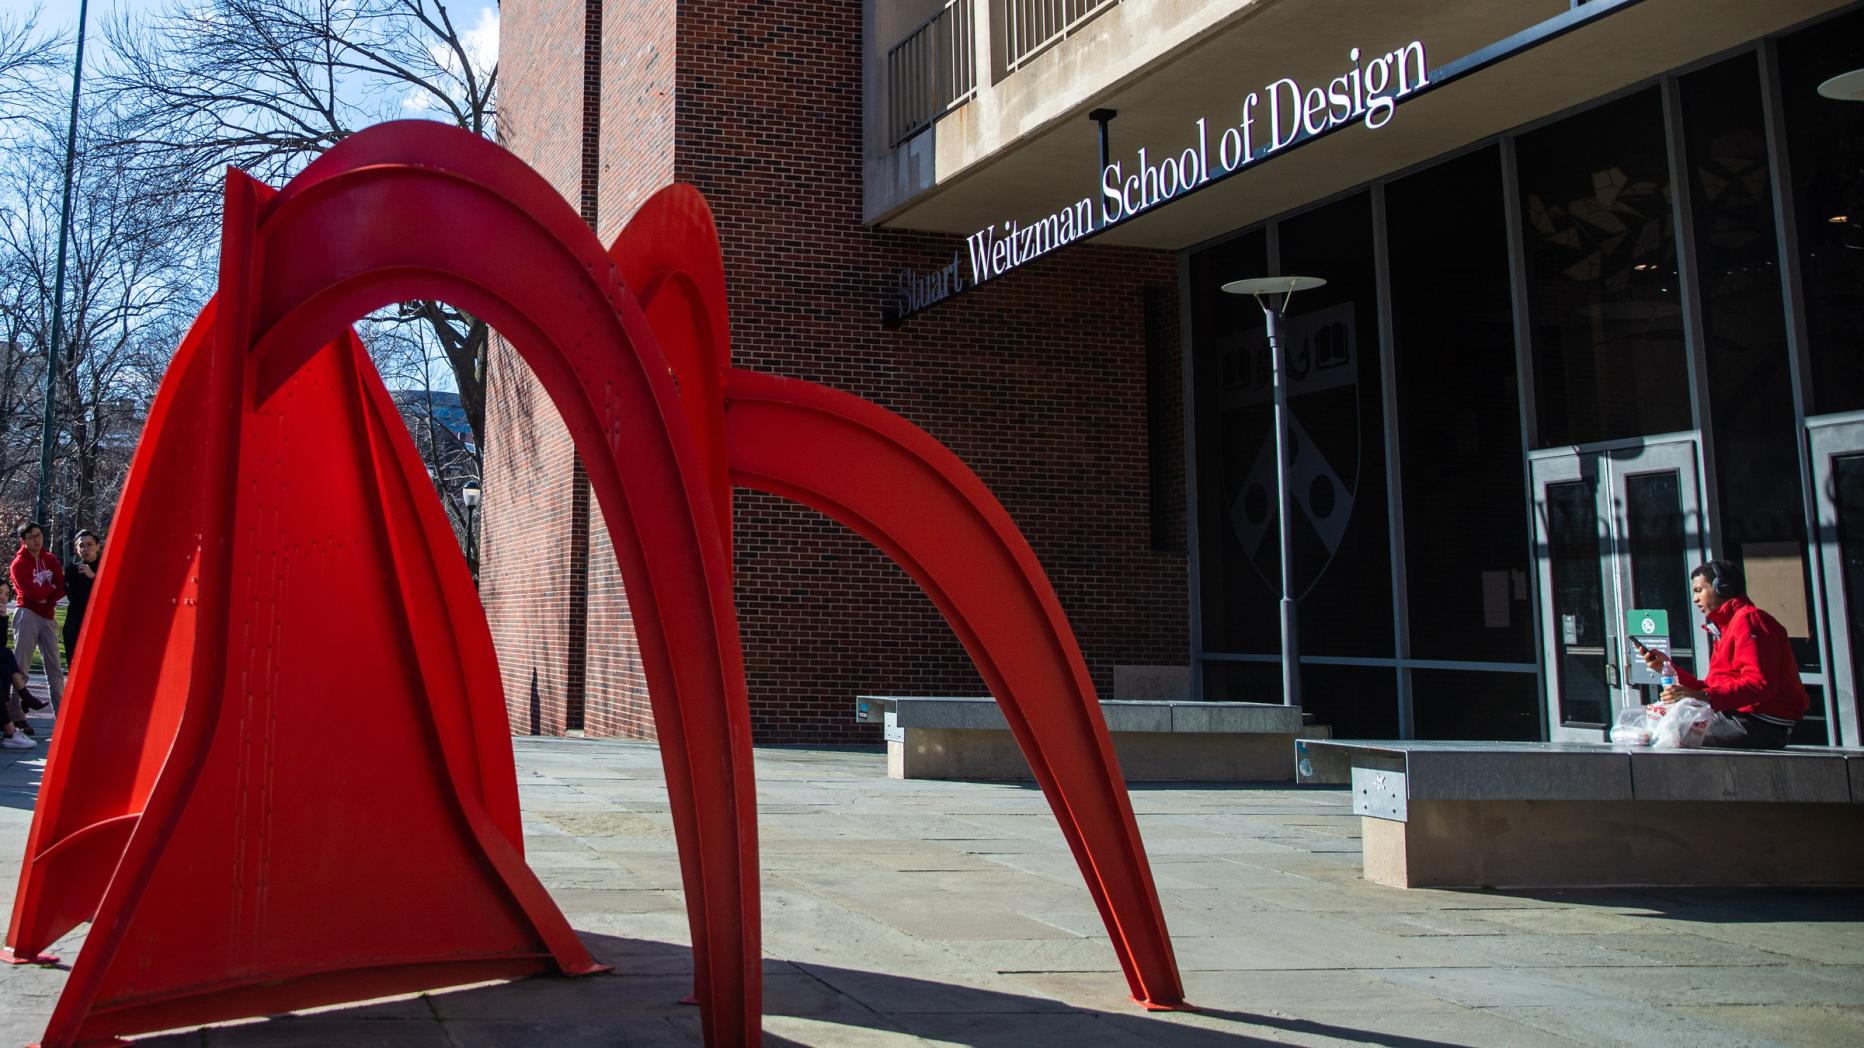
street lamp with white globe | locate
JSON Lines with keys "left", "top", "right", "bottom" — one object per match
{"left": 461, "top": 478, "right": 481, "bottom": 584}
{"left": 1220, "top": 275, "right": 1326, "bottom": 709}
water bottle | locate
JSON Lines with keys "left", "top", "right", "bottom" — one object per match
{"left": 1658, "top": 655, "right": 1676, "bottom": 698}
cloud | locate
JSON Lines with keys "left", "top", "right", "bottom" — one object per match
{"left": 402, "top": 3, "right": 497, "bottom": 113}
{"left": 461, "top": 4, "right": 498, "bottom": 70}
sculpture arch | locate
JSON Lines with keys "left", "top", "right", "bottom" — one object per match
{"left": 5, "top": 122, "right": 1181, "bottom": 1047}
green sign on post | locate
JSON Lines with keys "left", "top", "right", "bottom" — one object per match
{"left": 1626, "top": 608, "right": 1672, "bottom": 686}
{"left": 1627, "top": 608, "right": 1668, "bottom": 639}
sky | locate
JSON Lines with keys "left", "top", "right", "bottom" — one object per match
{"left": 29, "top": 1, "right": 501, "bottom": 78}
{"left": 28, "top": 0, "right": 163, "bottom": 36}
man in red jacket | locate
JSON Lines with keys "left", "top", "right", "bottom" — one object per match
{"left": 9, "top": 521, "right": 65, "bottom": 717}
{"left": 1639, "top": 559, "right": 1808, "bottom": 749}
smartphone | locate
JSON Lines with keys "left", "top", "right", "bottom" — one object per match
{"left": 1629, "top": 636, "right": 1649, "bottom": 655}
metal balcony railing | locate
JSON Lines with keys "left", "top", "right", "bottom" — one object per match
{"left": 1002, "top": 0, "right": 1119, "bottom": 72}
{"left": 887, "top": 1, "right": 977, "bottom": 147}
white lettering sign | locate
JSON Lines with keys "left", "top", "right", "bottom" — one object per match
{"left": 962, "top": 197, "right": 1096, "bottom": 283}
{"left": 893, "top": 40, "right": 1430, "bottom": 321}
{"left": 1101, "top": 42, "right": 1427, "bottom": 225}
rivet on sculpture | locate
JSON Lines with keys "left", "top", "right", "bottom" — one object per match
{"left": 1, "top": 122, "right": 1184, "bottom": 1047}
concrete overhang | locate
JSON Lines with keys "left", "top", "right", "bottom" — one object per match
{"left": 873, "top": 0, "right": 1852, "bottom": 248}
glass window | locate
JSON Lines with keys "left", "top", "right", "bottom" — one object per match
{"left": 1411, "top": 669, "right": 1541, "bottom": 740}
{"left": 1301, "top": 664, "right": 1399, "bottom": 739}
{"left": 1546, "top": 476, "right": 1608, "bottom": 726}
{"left": 1836, "top": 453, "right": 1864, "bottom": 743}
{"left": 1683, "top": 53, "right": 1820, "bottom": 671}
{"left": 1387, "top": 146, "right": 1534, "bottom": 662}
{"left": 1623, "top": 468, "right": 1697, "bottom": 697}
{"left": 1794, "top": 685, "right": 1831, "bottom": 746}
{"left": 1516, "top": 88, "right": 1691, "bottom": 448}
{"left": 1200, "top": 660, "right": 1282, "bottom": 703}
{"left": 1778, "top": 7, "right": 1864, "bottom": 415}
{"left": 1188, "top": 230, "right": 1275, "bottom": 654}
{"left": 1276, "top": 192, "right": 1394, "bottom": 658}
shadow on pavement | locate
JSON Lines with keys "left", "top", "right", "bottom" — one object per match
{"left": 112, "top": 931, "right": 1473, "bottom": 1047}
{"left": 1105, "top": 1006, "right": 1501, "bottom": 1048}
{"left": 987, "top": 779, "right": 1350, "bottom": 795}
{"left": 1489, "top": 886, "right": 1864, "bottom": 923}
{"left": 0, "top": 756, "right": 46, "bottom": 812}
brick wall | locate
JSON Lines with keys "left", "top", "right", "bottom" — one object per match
{"left": 717, "top": 240, "right": 1184, "bottom": 741}
{"left": 489, "top": 0, "right": 1189, "bottom": 744}
{"left": 596, "top": 0, "right": 676, "bottom": 240}
{"left": 582, "top": 0, "right": 677, "bottom": 739}
{"left": 479, "top": 0, "right": 592, "bottom": 737}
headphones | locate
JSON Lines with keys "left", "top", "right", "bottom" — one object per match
{"left": 1701, "top": 559, "right": 1743, "bottom": 598}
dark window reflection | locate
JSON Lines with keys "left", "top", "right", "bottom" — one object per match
{"left": 1683, "top": 52, "right": 1821, "bottom": 671}
{"left": 1623, "top": 468, "right": 1696, "bottom": 698}
{"left": 1302, "top": 664, "right": 1399, "bottom": 738}
{"left": 1201, "top": 660, "right": 1283, "bottom": 703}
{"left": 1411, "top": 669, "right": 1541, "bottom": 740}
{"left": 1188, "top": 230, "right": 1275, "bottom": 654}
{"left": 1779, "top": 7, "right": 1864, "bottom": 414}
{"left": 1517, "top": 89, "right": 1691, "bottom": 447}
{"left": 1546, "top": 476, "right": 1608, "bottom": 726}
{"left": 1836, "top": 454, "right": 1864, "bottom": 743}
{"left": 1278, "top": 192, "right": 1394, "bottom": 657}
{"left": 1388, "top": 147, "right": 1533, "bottom": 662}
{"left": 1792, "top": 685, "right": 1831, "bottom": 746}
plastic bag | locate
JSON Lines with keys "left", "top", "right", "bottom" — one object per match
{"left": 1650, "top": 697, "right": 1713, "bottom": 749}
{"left": 1610, "top": 705, "right": 1654, "bottom": 746}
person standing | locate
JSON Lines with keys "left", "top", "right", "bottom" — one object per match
{"left": 1637, "top": 559, "right": 1809, "bottom": 749}
{"left": 64, "top": 529, "right": 101, "bottom": 665}
{"left": 10, "top": 522, "right": 65, "bottom": 713}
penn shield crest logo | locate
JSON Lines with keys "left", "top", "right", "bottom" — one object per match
{"left": 1223, "top": 301, "right": 1362, "bottom": 597}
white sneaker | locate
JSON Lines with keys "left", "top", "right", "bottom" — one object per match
{"left": 2, "top": 733, "right": 34, "bottom": 749}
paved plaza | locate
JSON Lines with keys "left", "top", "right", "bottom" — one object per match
{"left": 1, "top": 718, "right": 1862, "bottom": 1046}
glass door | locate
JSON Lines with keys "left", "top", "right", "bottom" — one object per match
{"left": 1611, "top": 442, "right": 1704, "bottom": 719}
{"left": 1531, "top": 440, "right": 1705, "bottom": 742}
{"left": 1532, "top": 453, "right": 1612, "bottom": 740}
{"left": 1810, "top": 414, "right": 1864, "bottom": 748}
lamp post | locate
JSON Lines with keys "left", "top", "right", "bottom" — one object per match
{"left": 1220, "top": 275, "right": 1327, "bottom": 709}
{"left": 36, "top": 0, "right": 90, "bottom": 529}
{"left": 460, "top": 478, "right": 481, "bottom": 583}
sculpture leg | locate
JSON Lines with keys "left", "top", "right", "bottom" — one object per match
{"left": 724, "top": 369, "right": 1185, "bottom": 1008}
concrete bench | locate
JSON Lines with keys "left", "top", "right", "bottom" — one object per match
{"left": 1294, "top": 738, "right": 1864, "bottom": 889}
{"left": 856, "top": 696, "right": 1316, "bottom": 781}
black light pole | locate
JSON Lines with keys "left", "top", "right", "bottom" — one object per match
{"left": 36, "top": 0, "right": 91, "bottom": 528}
{"left": 1220, "top": 275, "right": 1326, "bottom": 709}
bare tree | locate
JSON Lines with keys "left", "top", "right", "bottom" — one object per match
{"left": 0, "top": 105, "right": 203, "bottom": 538}
{"left": 99, "top": 0, "right": 498, "bottom": 471}
{"left": 0, "top": 303, "right": 46, "bottom": 519}
{"left": 366, "top": 313, "right": 482, "bottom": 576}
{"left": 0, "top": 5, "right": 65, "bottom": 531}
{"left": 0, "top": 5, "right": 64, "bottom": 134}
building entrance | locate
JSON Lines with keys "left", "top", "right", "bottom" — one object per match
{"left": 1530, "top": 439, "right": 1706, "bottom": 742}
{"left": 1810, "top": 414, "right": 1864, "bottom": 747}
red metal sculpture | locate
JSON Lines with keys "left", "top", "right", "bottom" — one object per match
{"left": 3, "top": 122, "right": 1182, "bottom": 1047}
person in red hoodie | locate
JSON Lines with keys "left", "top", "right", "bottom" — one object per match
{"left": 9, "top": 521, "right": 65, "bottom": 716}
{"left": 1638, "top": 559, "right": 1809, "bottom": 749}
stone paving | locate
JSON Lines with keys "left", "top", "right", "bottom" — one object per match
{"left": 1, "top": 725, "right": 1861, "bottom": 1046}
